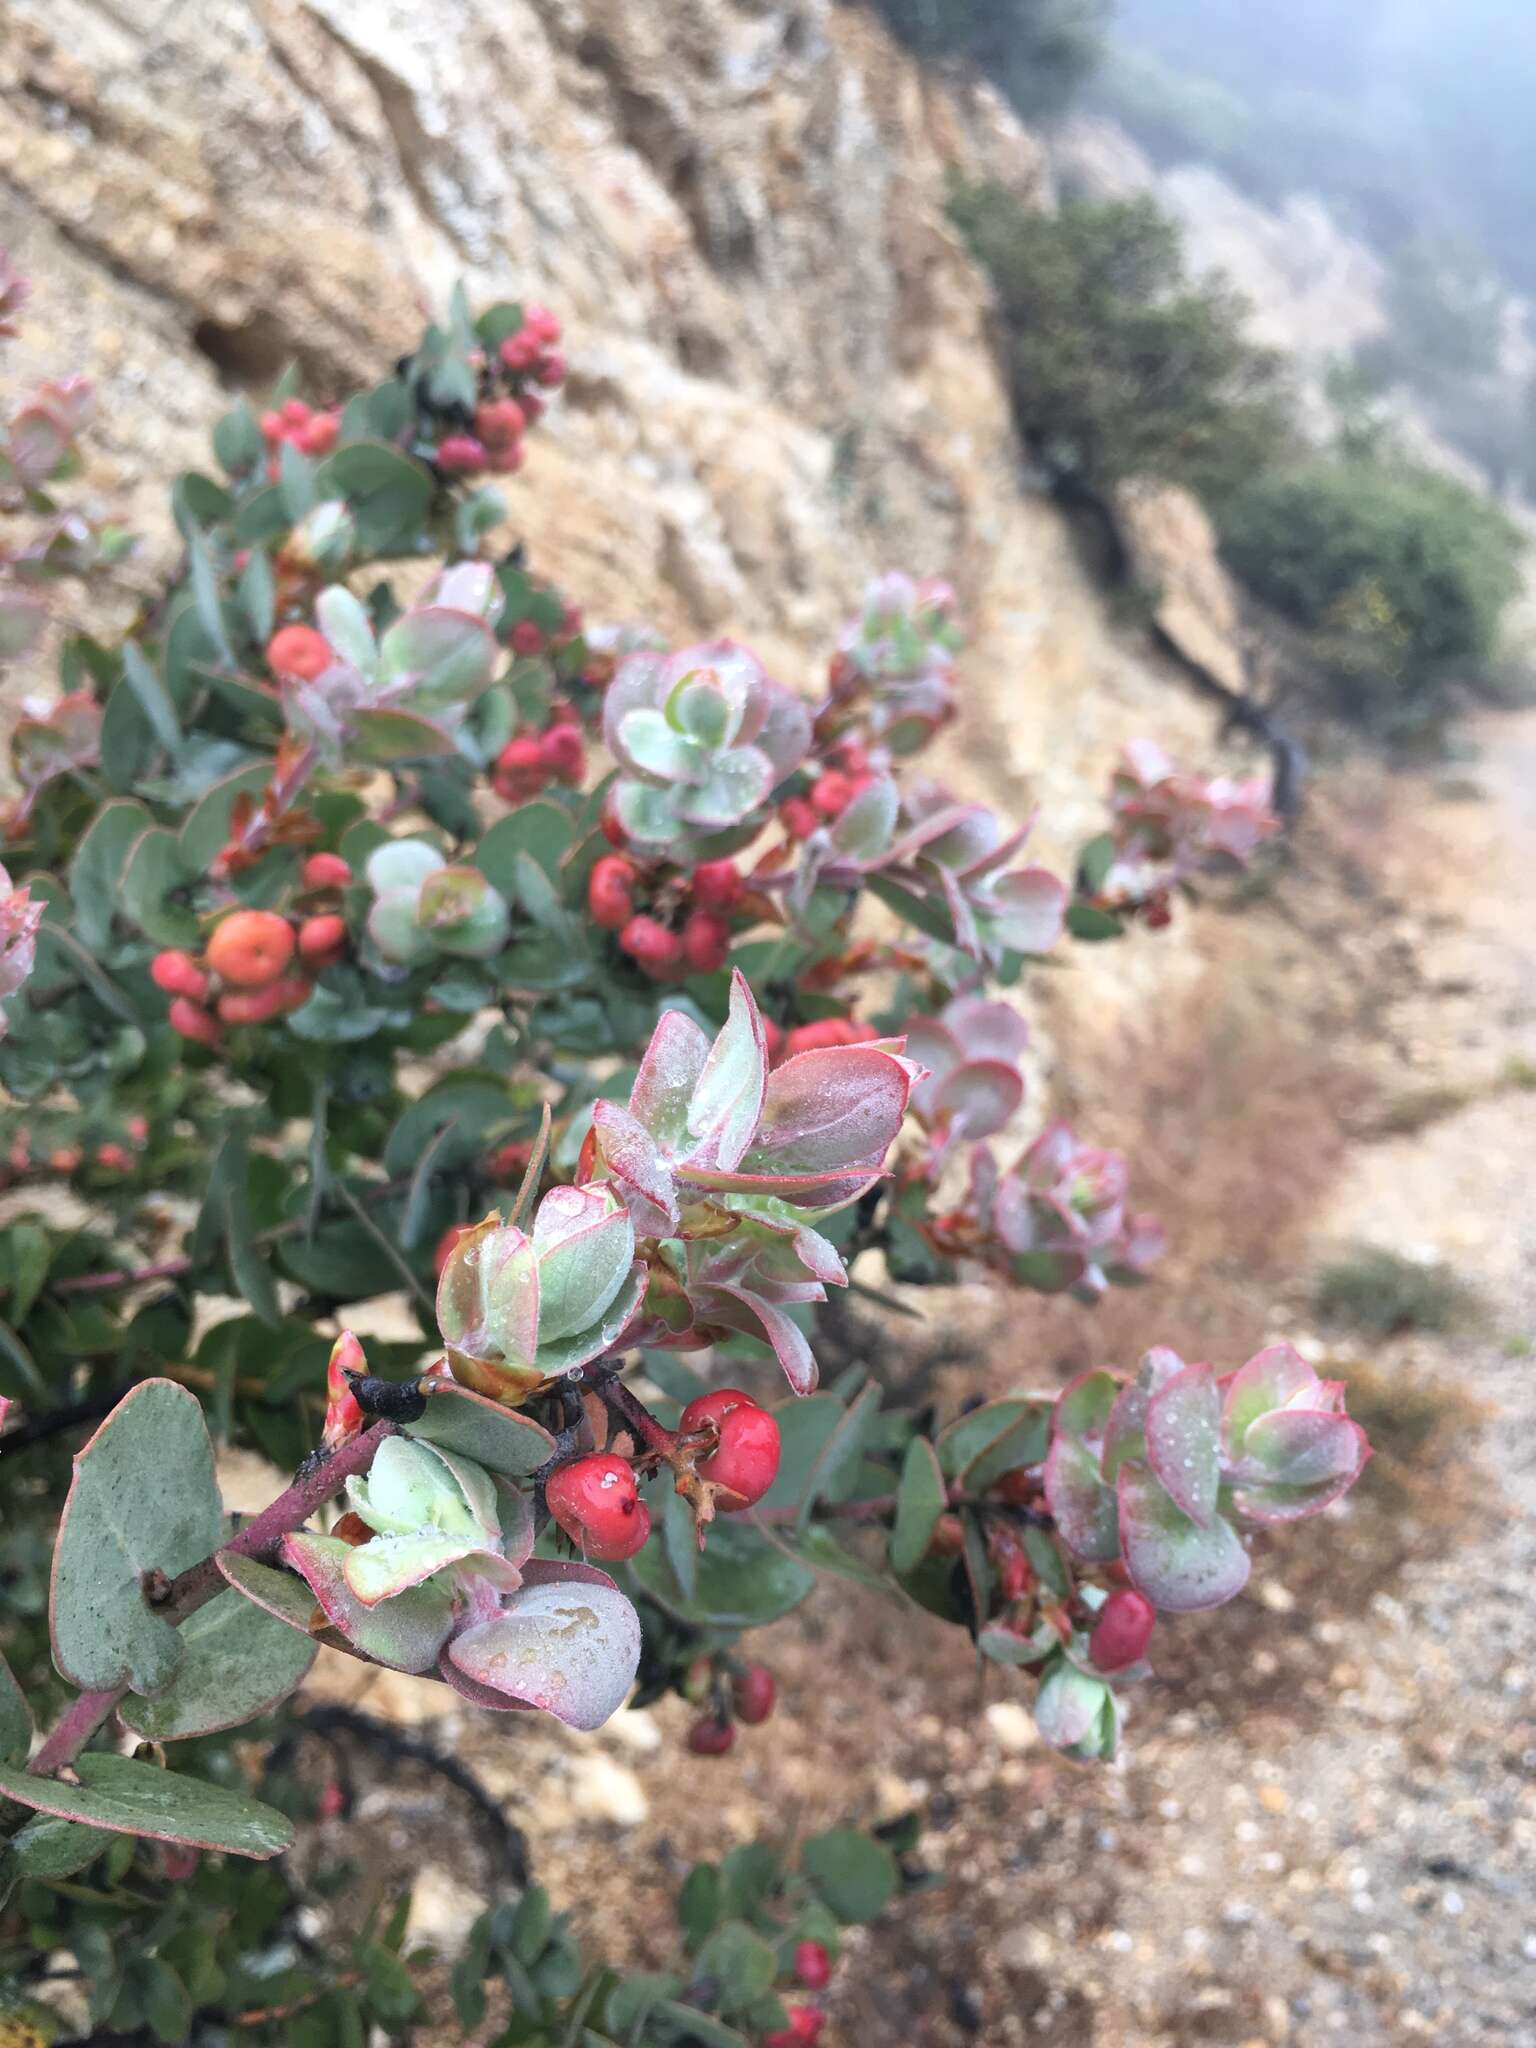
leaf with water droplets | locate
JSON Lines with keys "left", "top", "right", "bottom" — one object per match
{"left": 1117, "top": 1464, "right": 1250, "bottom": 1612}
{"left": 445, "top": 1573, "right": 641, "bottom": 1730}
{"left": 1144, "top": 1361, "right": 1221, "bottom": 1527}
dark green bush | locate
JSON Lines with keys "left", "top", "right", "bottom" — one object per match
{"left": 949, "top": 182, "right": 1295, "bottom": 506}
{"left": 1220, "top": 457, "right": 1523, "bottom": 719}
{"left": 861, "top": 0, "right": 1108, "bottom": 120}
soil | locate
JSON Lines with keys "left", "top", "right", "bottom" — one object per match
{"left": 307, "top": 711, "right": 1536, "bottom": 2048}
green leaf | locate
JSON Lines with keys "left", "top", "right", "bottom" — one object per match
{"left": 1066, "top": 902, "right": 1125, "bottom": 941}
{"left": 238, "top": 547, "right": 276, "bottom": 644}
{"left": 755, "top": 1394, "right": 848, "bottom": 1512}
{"left": 10, "top": 1814, "right": 117, "bottom": 1878}
{"left": 7, "top": 1217, "right": 53, "bottom": 1326}
{"left": 0, "top": 1650, "right": 32, "bottom": 1765}
{"left": 889, "top": 1435, "right": 947, "bottom": 1575}
{"left": 121, "top": 643, "right": 183, "bottom": 759}
{"left": 383, "top": 1074, "right": 515, "bottom": 1178}
{"left": 1076, "top": 832, "right": 1116, "bottom": 895}
{"left": 475, "top": 802, "right": 575, "bottom": 894}
{"left": 678, "top": 1862, "right": 721, "bottom": 1948}
{"left": 694, "top": 1921, "right": 777, "bottom": 2015}
{"left": 49, "top": 1378, "right": 223, "bottom": 1695}
{"left": 69, "top": 799, "right": 151, "bottom": 951}
{"left": 223, "top": 1169, "right": 281, "bottom": 1327}
{"left": 212, "top": 396, "right": 264, "bottom": 477}
{"left": 402, "top": 1383, "right": 555, "bottom": 1481}
{"left": 935, "top": 1398, "right": 1050, "bottom": 1490}
{"left": 0, "top": 1314, "right": 46, "bottom": 1401}
{"left": 119, "top": 1587, "right": 316, "bottom": 1740}
{"left": 316, "top": 441, "right": 434, "bottom": 555}
{"left": 139, "top": 1957, "right": 193, "bottom": 2046}
{"left": 178, "top": 761, "right": 273, "bottom": 874}
{"left": 800, "top": 1828, "right": 898, "bottom": 1924}
{"left": 652, "top": 2002, "right": 750, "bottom": 2048}
{"left": 278, "top": 440, "right": 318, "bottom": 522}
{"left": 361, "top": 1942, "right": 418, "bottom": 2023}
{"left": 0, "top": 1752, "right": 293, "bottom": 1859}
{"left": 188, "top": 532, "right": 235, "bottom": 665}
{"left": 796, "top": 1380, "right": 882, "bottom": 1530}
{"left": 234, "top": 484, "right": 291, "bottom": 545}
{"left": 121, "top": 825, "right": 198, "bottom": 947}
{"left": 627, "top": 1519, "right": 813, "bottom": 1628}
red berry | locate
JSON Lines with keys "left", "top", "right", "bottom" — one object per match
{"left": 151, "top": 948, "right": 210, "bottom": 1003}
{"left": 1089, "top": 1588, "right": 1156, "bottom": 1672}
{"left": 524, "top": 303, "right": 561, "bottom": 343}
{"left": 510, "top": 619, "right": 545, "bottom": 657}
{"left": 546, "top": 1452, "right": 652, "bottom": 1562}
{"left": 168, "top": 997, "right": 222, "bottom": 1048}
{"left": 475, "top": 396, "right": 526, "bottom": 444}
{"left": 810, "top": 769, "right": 854, "bottom": 819}
{"left": 266, "top": 624, "right": 334, "bottom": 682}
{"left": 588, "top": 854, "right": 637, "bottom": 931}
{"left": 761, "top": 1015, "right": 785, "bottom": 1063}
{"left": 687, "top": 1716, "right": 735, "bottom": 1757}
{"left": 303, "top": 851, "right": 352, "bottom": 889}
{"left": 539, "top": 723, "right": 586, "bottom": 785}
{"left": 783, "top": 1017, "right": 877, "bottom": 1057}
{"left": 280, "top": 398, "right": 311, "bottom": 427}
{"left": 534, "top": 351, "right": 567, "bottom": 388}
{"left": 436, "top": 434, "right": 487, "bottom": 474}
{"left": 600, "top": 800, "right": 628, "bottom": 848}
{"left": 487, "top": 440, "right": 526, "bottom": 474}
{"left": 619, "top": 914, "right": 684, "bottom": 976}
{"left": 298, "top": 412, "right": 339, "bottom": 456}
{"left": 216, "top": 974, "right": 312, "bottom": 1025}
{"left": 779, "top": 797, "right": 819, "bottom": 841}
{"left": 522, "top": 391, "right": 546, "bottom": 423}
{"left": 317, "top": 1780, "right": 346, "bottom": 1820}
{"left": 678, "top": 1388, "right": 781, "bottom": 1509}
{"left": 493, "top": 734, "right": 550, "bottom": 803}
{"left": 260, "top": 409, "right": 286, "bottom": 444}
{"left": 764, "top": 2007, "right": 825, "bottom": 2047}
{"left": 49, "top": 1145, "right": 83, "bottom": 1173}
{"left": 207, "top": 909, "right": 296, "bottom": 990}
{"left": 731, "top": 1663, "right": 776, "bottom": 1725}
{"left": 95, "top": 1142, "right": 133, "bottom": 1174}
{"left": 499, "top": 330, "right": 541, "bottom": 372}
{"left": 690, "top": 858, "right": 742, "bottom": 912}
{"left": 682, "top": 909, "right": 731, "bottom": 975}
{"left": 794, "top": 1941, "right": 832, "bottom": 1991}
{"left": 297, "top": 913, "right": 348, "bottom": 966}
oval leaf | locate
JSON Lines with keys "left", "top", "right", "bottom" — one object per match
{"left": 119, "top": 1588, "right": 316, "bottom": 1741}
{"left": 447, "top": 1576, "right": 641, "bottom": 1731}
{"left": 1117, "top": 1464, "right": 1250, "bottom": 1612}
{"left": 1144, "top": 1361, "right": 1222, "bottom": 1527}
{"left": 0, "top": 1753, "right": 292, "bottom": 1860}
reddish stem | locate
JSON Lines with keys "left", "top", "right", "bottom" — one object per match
{"left": 27, "top": 1420, "right": 395, "bottom": 1777}
{"left": 591, "top": 1371, "right": 676, "bottom": 1457}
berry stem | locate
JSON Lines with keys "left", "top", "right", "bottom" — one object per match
{"left": 588, "top": 1366, "right": 677, "bottom": 1457}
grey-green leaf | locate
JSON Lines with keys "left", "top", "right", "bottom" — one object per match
{"left": 889, "top": 1436, "right": 947, "bottom": 1576}
{"left": 49, "top": 1378, "right": 223, "bottom": 1696}
{"left": 0, "top": 1752, "right": 293, "bottom": 1859}
{"left": 118, "top": 1587, "right": 317, "bottom": 1741}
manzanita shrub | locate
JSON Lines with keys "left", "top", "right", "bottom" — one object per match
{"left": 0, "top": 263, "right": 1368, "bottom": 2041}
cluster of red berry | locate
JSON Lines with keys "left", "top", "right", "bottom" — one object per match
{"left": 434, "top": 304, "right": 565, "bottom": 478}
{"left": 491, "top": 699, "right": 587, "bottom": 802}
{"left": 0, "top": 1116, "right": 149, "bottom": 1184}
{"left": 153, "top": 853, "right": 350, "bottom": 1047}
{"left": 260, "top": 397, "right": 341, "bottom": 470}
{"left": 585, "top": 852, "right": 740, "bottom": 980}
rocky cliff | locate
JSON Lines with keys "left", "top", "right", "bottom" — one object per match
{"left": 0, "top": 0, "right": 1249, "bottom": 874}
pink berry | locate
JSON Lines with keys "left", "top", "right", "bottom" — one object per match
{"left": 793, "top": 1941, "right": 832, "bottom": 1991}
{"left": 298, "top": 412, "right": 339, "bottom": 457}
{"left": 280, "top": 398, "right": 311, "bottom": 428}
{"left": 731, "top": 1663, "right": 776, "bottom": 1725}
{"left": 487, "top": 440, "right": 526, "bottom": 474}
{"left": 499, "top": 330, "right": 540, "bottom": 372}
{"left": 810, "top": 769, "right": 853, "bottom": 819}
{"left": 534, "top": 352, "right": 566, "bottom": 388}
{"left": 588, "top": 855, "right": 637, "bottom": 932}
{"left": 1089, "top": 1588, "right": 1156, "bottom": 1673}
{"left": 475, "top": 396, "right": 526, "bottom": 444}
{"left": 545, "top": 1452, "right": 651, "bottom": 1562}
{"left": 539, "top": 722, "right": 586, "bottom": 785}
{"left": 302, "top": 851, "right": 352, "bottom": 889}
{"left": 779, "top": 797, "right": 819, "bottom": 841}
{"left": 682, "top": 909, "right": 731, "bottom": 975}
{"left": 436, "top": 434, "right": 487, "bottom": 474}
{"left": 151, "top": 949, "right": 210, "bottom": 1003}
{"left": 687, "top": 1716, "right": 735, "bottom": 1757}
{"left": 168, "top": 997, "right": 222, "bottom": 1049}
{"left": 492, "top": 734, "right": 550, "bottom": 803}
{"left": 690, "top": 858, "right": 742, "bottom": 912}
{"left": 259, "top": 409, "right": 286, "bottom": 445}
{"left": 678, "top": 1388, "right": 781, "bottom": 1509}
{"left": 619, "top": 914, "right": 684, "bottom": 976}
{"left": 524, "top": 303, "right": 561, "bottom": 343}
{"left": 95, "top": 1143, "right": 133, "bottom": 1174}
{"left": 510, "top": 619, "right": 545, "bottom": 657}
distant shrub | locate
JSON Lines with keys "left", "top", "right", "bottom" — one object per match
{"left": 1220, "top": 457, "right": 1523, "bottom": 722}
{"left": 949, "top": 182, "right": 1295, "bottom": 507}
{"left": 864, "top": 0, "right": 1108, "bottom": 119}
{"left": 1313, "top": 1246, "right": 1481, "bottom": 1339}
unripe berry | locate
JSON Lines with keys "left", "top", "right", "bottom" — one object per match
{"left": 678, "top": 1388, "right": 781, "bottom": 1509}
{"left": 151, "top": 948, "right": 210, "bottom": 1003}
{"left": 510, "top": 619, "right": 545, "bottom": 657}
{"left": 436, "top": 434, "right": 487, "bottom": 474}
{"left": 207, "top": 909, "right": 297, "bottom": 989}
{"left": 810, "top": 769, "right": 854, "bottom": 819}
{"left": 731, "top": 1662, "right": 776, "bottom": 1725}
{"left": 539, "top": 722, "right": 586, "bottom": 785}
{"left": 1089, "top": 1588, "right": 1156, "bottom": 1673}
{"left": 690, "top": 858, "right": 742, "bottom": 912}
{"left": 303, "top": 851, "right": 352, "bottom": 889}
{"left": 588, "top": 854, "right": 637, "bottom": 931}
{"left": 545, "top": 1452, "right": 652, "bottom": 1562}
{"left": 216, "top": 974, "right": 312, "bottom": 1025}
{"left": 297, "top": 913, "right": 348, "bottom": 966}
{"left": 794, "top": 1941, "right": 832, "bottom": 1991}
{"left": 682, "top": 909, "right": 731, "bottom": 975}
{"left": 168, "top": 997, "right": 222, "bottom": 1048}
{"left": 619, "top": 914, "right": 684, "bottom": 976}
{"left": 779, "top": 796, "right": 820, "bottom": 841}
{"left": 687, "top": 1715, "right": 735, "bottom": 1757}
{"left": 266, "top": 623, "right": 334, "bottom": 682}
{"left": 681, "top": 1656, "right": 715, "bottom": 1704}
{"left": 298, "top": 411, "right": 339, "bottom": 457}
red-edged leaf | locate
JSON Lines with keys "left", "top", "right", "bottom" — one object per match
{"left": 1144, "top": 1361, "right": 1222, "bottom": 1527}
{"left": 1117, "top": 1464, "right": 1250, "bottom": 1612}
{"left": 1230, "top": 1410, "right": 1371, "bottom": 1523}
{"left": 1221, "top": 1342, "right": 1320, "bottom": 1455}
{"left": 446, "top": 1575, "right": 640, "bottom": 1730}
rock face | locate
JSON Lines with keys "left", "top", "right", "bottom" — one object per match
{"left": 0, "top": 0, "right": 1248, "bottom": 847}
